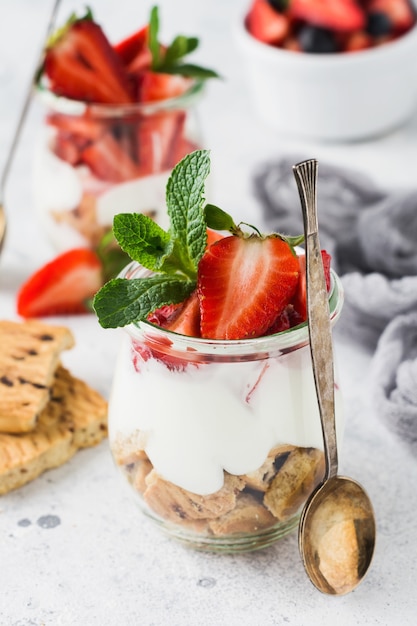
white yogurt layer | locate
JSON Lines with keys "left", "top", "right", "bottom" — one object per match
{"left": 108, "top": 334, "right": 344, "bottom": 495}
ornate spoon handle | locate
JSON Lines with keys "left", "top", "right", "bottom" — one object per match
{"left": 292, "top": 159, "right": 338, "bottom": 480}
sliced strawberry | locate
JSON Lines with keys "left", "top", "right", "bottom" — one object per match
{"left": 44, "top": 18, "right": 134, "bottom": 104}
{"left": 17, "top": 249, "right": 102, "bottom": 317}
{"left": 136, "top": 111, "right": 185, "bottom": 175}
{"left": 47, "top": 113, "right": 104, "bottom": 141}
{"left": 291, "top": 250, "right": 332, "bottom": 322}
{"left": 206, "top": 228, "right": 224, "bottom": 248}
{"left": 247, "top": 0, "right": 291, "bottom": 45}
{"left": 113, "top": 26, "right": 149, "bottom": 66}
{"left": 289, "top": 0, "right": 366, "bottom": 32}
{"left": 367, "top": 0, "right": 416, "bottom": 33}
{"left": 147, "top": 302, "right": 183, "bottom": 327}
{"left": 165, "top": 291, "right": 201, "bottom": 337}
{"left": 81, "top": 132, "right": 139, "bottom": 182}
{"left": 198, "top": 235, "right": 300, "bottom": 340}
{"left": 138, "top": 70, "right": 191, "bottom": 103}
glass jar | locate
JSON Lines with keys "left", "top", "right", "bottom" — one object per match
{"left": 108, "top": 262, "right": 345, "bottom": 553}
{"left": 33, "top": 81, "right": 205, "bottom": 251}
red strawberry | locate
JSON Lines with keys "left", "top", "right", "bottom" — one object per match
{"left": 288, "top": 0, "right": 366, "bottom": 32}
{"left": 198, "top": 235, "right": 300, "bottom": 340}
{"left": 17, "top": 249, "right": 103, "bottom": 317}
{"left": 165, "top": 291, "right": 201, "bottom": 337}
{"left": 367, "top": 0, "right": 415, "bottom": 32}
{"left": 44, "top": 17, "right": 134, "bottom": 104}
{"left": 47, "top": 113, "right": 104, "bottom": 141}
{"left": 138, "top": 71, "right": 191, "bottom": 103}
{"left": 81, "top": 132, "right": 139, "bottom": 182}
{"left": 291, "top": 250, "right": 332, "bottom": 322}
{"left": 247, "top": 0, "right": 290, "bottom": 45}
{"left": 113, "top": 26, "right": 150, "bottom": 68}
{"left": 136, "top": 111, "right": 185, "bottom": 174}
{"left": 343, "top": 30, "right": 373, "bottom": 51}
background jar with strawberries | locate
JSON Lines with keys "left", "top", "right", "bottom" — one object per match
{"left": 33, "top": 7, "right": 218, "bottom": 252}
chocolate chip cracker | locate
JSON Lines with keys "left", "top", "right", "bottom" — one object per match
{"left": 0, "top": 319, "right": 75, "bottom": 433}
{"left": 0, "top": 365, "right": 107, "bottom": 495}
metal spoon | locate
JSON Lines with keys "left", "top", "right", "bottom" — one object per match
{"left": 0, "top": 0, "right": 62, "bottom": 255}
{"left": 293, "top": 159, "right": 376, "bottom": 596}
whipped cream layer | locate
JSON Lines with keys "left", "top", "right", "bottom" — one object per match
{"left": 109, "top": 332, "right": 344, "bottom": 496}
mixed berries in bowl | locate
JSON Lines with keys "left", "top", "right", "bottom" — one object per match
{"left": 246, "top": 0, "right": 416, "bottom": 54}
{"left": 235, "top": 0, "right": 417, "bottom": 140}
{"left": 34, "top": 6, "right": 218, "bottom": 252}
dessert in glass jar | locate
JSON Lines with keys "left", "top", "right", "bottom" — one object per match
{"left": 33, "top": 6, "right": 217, "bottom": 251}
{"left": 94, "top": 150, "right": 344, "bottom": 552}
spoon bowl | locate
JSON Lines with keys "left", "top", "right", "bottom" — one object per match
{"left": 299, "top": 476, "right": 376, "bottom": 595}
{"left": 293, "top": 159, "right": 376, "bottom": 595}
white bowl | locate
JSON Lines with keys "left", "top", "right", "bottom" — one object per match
{"left": 234, "top": 9, "right": 417, "bottom": 142}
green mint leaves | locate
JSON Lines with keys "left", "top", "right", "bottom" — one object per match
{"left": 148, "top": 6, "right": 219, "bottom": 79}
{"left": 93, "top": 150, "right": 210, "bottom": 329}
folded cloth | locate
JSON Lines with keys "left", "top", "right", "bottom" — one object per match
{"left": 253, "top": 155, "right": 417, "bottom": 349}
{"left": 372, "top": 312, "right": 417, "bottom": 455}
{"left": 253, "top": 155, "right": 417, "bottom": 452}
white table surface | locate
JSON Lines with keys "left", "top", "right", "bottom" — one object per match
{"left": 1, "top": 1, "right": 417, "bottom": 624}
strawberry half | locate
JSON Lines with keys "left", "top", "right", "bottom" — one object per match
{"left": 17, "top": 249, "right": 103, "bottom": 317}
{"left": 81, "top": 132, "right": 139, "bottom": 182}
{"left": 289, "top": 0, "right": 366, "bottom": 32}
{"left": 44, "top": 16, "right": 134, "bottom": 104}
{"left": 198, "top": 235, "right": 300, "bottom": 340}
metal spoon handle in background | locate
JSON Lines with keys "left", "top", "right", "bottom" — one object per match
{"left": 0, "top": 0, "right": 62, "bottom": 251}
{"left": 292, "top": 159, "right": 338, "bottom": 481}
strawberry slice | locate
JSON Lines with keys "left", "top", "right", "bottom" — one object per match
{"left": 165, "top": 291, "right": 201, "bottom": 337}
{"left": 291, "top": 250, "right": 332, "bottom": 322}
{"left": 138, "top": 71, "right": 191, "bottom": 103}
{"left": 17, "top": 249, "right": 103, "bottom": 317}
{"left": 47, "top": 113, "right": 104, "bottom": 141}
{"left": 44, "top": 17, "right": 134, "bottom": 104}
{"left": 289, "top": 0, "right": 366, "bottom": 32}
{"left": 136, "top": 111, "right": 185, "bottom": 175}
{"left": 247, "top": 0, "right": 291, "bottom": 45}
{"left": 81, "top": 132, "right": 139, "bottom": 182}
{"left": 113, "top": 26, "right": 150, "bottom": 66}
{"left": 198, "top": 235, "right": 300, "bottom": 340}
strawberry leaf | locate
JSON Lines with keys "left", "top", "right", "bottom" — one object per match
{"left": 148, "top": 5, "right": 161, "bottom": 69}
{"left": 204, "top": 204, "right": 237, "bottom": 232}
{"left": 94, "top": 274, "right": 195, "bottom": 328}
{"left": 164, "top": 36, "right": 199, "bottom": 66}
{"left": 161, "top": 63, "right": 220, "bottom": 79}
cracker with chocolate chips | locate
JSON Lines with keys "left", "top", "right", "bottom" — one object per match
{"left": 0, "top": 365, "right": 107, "bottom": 495}
{"left": 0, "top": 319, "right": 74, "bottom": 433}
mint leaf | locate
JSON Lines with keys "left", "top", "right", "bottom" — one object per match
{"left": 113, "top": 213, "right": 172, "bottom": 272}
{"left": 148, "top": 5, "right": 161, "bottom": 69}
{"left": 205, "top": 204, "right": 236, "bottom": 232}
{"left": 162, "top": 63, "right": 220, "bottom": 80}
{"left": 147, "top": 5, "right": 218, "bottom": 80}
{"left": 93, "top": 275, "right": 195, "bottom": 329}
{"left": 166, "top": 150, "right": 210, "bottom": 275}
{"left": 163, "top": 36, "right": 199, "bottom": 66}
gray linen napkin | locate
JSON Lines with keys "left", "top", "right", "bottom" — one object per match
{"left": 253, "top": 155, "right": 417, "bottom": 452}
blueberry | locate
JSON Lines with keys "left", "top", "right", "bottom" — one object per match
{"left": 298, "top": 26, "right": 338, "bottom": 54}
{"left": 366, "top": 11, "right": 393, "bottom": 36}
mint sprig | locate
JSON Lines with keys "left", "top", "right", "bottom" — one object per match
{"left": 148, "top": 6, "right": 220, "bottom": 79}
{"left": 93, "top": 149, "right": 210, "bottom": 329}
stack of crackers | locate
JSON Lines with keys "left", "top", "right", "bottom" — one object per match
{"left": 0, "top": 319, "right": 108, "bottom": 495}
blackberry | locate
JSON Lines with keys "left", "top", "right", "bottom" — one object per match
{"left": 298, "top": 26, "right": 338, "bottom": 54}
{"left": 366, "top": 11, "right": 393, "bottom": 36}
